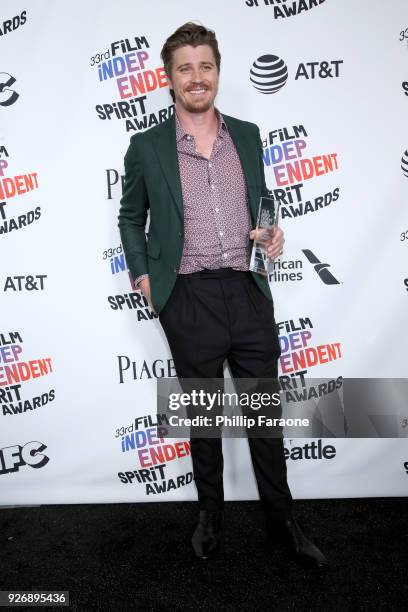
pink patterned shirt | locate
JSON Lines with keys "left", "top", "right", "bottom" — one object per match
{"left": 135, "top": 110, "right": 251, "bottom": 285}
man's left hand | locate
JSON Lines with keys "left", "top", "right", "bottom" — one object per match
{"left": 249, "top": 226, "right": 285, "bottom": 260}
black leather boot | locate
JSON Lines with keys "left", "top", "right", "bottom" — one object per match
{"left": 191, "top": 510, "right": 223, "bottom": 560}
{"left": 267, "top": 516, "right": 328, "bottom": 568}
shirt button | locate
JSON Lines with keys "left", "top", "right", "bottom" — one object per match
{"left": 223, "top": 253, "right": 228, "bottom": 258}
{"left": 219, "top": 231, "right": 223, "bottom": 237}
{"left": 215, "top": 207, "right": 219, "bottom": 213}
{"left": 208, "top": 162, "right": 213, "bottom": 168}
{"left": 211, "top": 184, "right": 215, "bottom": 190}
{"left": 186, "top": 135, "right": 192, "bottom": 141}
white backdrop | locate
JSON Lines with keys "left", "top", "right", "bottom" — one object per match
{"left": 1, "top": 0, "right": 407, "bottom": 505}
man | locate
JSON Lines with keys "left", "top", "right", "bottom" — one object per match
{"left": 118, "top": 22, "right": 327, "bottom": 568}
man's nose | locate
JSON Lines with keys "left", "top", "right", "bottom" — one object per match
{"left": 191, "top": 67, "right": 201, "bottom": 81}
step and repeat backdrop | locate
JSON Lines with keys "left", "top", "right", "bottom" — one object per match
{"left": 1, "top": 0, "right": 407, "bottom": 505}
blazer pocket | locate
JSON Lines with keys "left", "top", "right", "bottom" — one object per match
{"left": 147, "top": 241, "right": 161, "bottom": 260}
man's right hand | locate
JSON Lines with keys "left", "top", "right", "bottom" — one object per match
{"left": 139, "top": 277, "right": 155, "bottom": 313}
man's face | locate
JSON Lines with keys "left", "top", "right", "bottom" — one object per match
{"left": 167, "top": 44, "right": 219, "bottom": 114}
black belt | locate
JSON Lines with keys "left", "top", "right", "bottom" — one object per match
{"left": 179, "top": 268, "right": 250, "bottom": 280}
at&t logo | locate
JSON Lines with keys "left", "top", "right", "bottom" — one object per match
{"left": 250, "top": 55, "right": 288, "bottom": 94}
{"left": 250, "top": 55, "right": 343, "bottom": 94}
{"left": 401, "top": 150, "right": 408, "bottom": 178}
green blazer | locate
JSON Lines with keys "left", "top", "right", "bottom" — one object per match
{"left": 118, "top": 112, "right": 273, "bottom": 314}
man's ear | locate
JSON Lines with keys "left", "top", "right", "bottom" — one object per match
{"left": 166, "top": 73, "right": 175, "bottom": 102}
{"left": 166, "top": 72, "right": 173, "bottom": 90}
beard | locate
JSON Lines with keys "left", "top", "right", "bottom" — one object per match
{"left": 181, "top": 97, "right": 214, "bottom": 113}
{"left": 174, "top": 81, "right": 218, "bottom": 113}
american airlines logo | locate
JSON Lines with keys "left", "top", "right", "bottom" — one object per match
{"left": 302, "top": 250, "right": 340, "bottom": 285}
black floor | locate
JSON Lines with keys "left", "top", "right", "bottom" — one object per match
{"left": 0, "top": 498, "right": 407, "bottom": 611}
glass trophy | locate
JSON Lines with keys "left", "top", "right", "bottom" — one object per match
{"left": 249, "top": 196, "right": 280, "bottom": 276}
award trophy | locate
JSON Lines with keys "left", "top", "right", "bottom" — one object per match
{"left": 249, "top": 196, "right": 281, "bottom": 276}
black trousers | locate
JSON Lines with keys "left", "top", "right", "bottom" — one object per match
{"left": 159, "top": 269, "right": 293, "bottom": 520}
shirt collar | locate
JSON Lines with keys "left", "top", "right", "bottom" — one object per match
{"left": 175, "top": 109, "right": 227, "bottom": 143}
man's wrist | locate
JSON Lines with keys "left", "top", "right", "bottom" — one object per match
{"left": 135, "top": 273, "right": 149, "bottom": 288}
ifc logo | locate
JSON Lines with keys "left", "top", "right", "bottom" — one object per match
{"left": 401, "top": 150, "right": 408, "bottom": 178}
{"left": 250, "top": 55, "right": 288, "bottom": 94}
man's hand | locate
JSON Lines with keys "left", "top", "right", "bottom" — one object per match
{"left": 249, "top": 226, "right": 285, "bottom": 260}
{"left": 139, "top": 277, "right": 156, "bottom": 313}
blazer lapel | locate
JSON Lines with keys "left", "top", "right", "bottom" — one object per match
{"left": 152, "top": 114, "right": 184, "bottom": 221}
{"left": 151, "top": 112, "right": 259, "bottom": 225}
{"left": 222, "top": 115, "right": 259, "bottom": 225}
